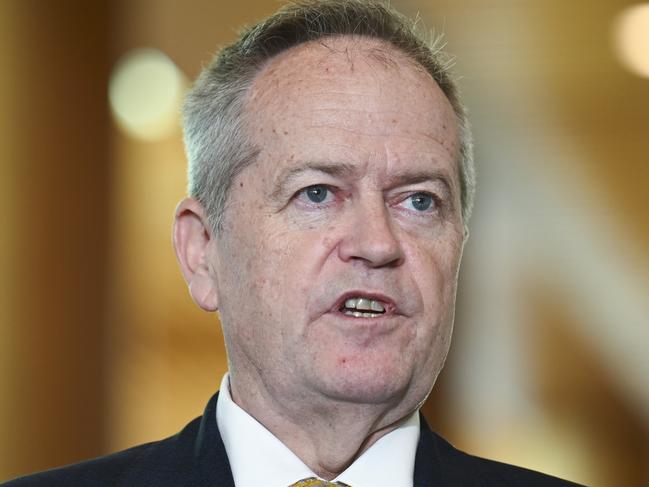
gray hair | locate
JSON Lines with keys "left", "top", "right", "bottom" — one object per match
{"left": 183, "top": 0, "right": 475, "bottom": 232}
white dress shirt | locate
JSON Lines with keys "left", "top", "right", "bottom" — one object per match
{"left": 216, "top": 373, "right": 420, "bottom": 487}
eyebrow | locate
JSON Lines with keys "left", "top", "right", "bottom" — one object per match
{"left": 270, "top": 161, "right": 358, "bottom": 200}
{"left": 270, "top": 161, "right": 455, "bottom": 200}
{"left": 384, "top": 169, "right": 454, "bottom": 194}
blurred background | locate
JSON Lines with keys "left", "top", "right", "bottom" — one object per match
{"left": 1, "top": 0, "right": 648, "bottom": 485}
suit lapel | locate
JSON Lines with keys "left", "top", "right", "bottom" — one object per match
{"left": 413, "top": 414, "right": 444, "bottom": 487}
{"left": 187, "top": 392, "right": 236, "bottom": 487}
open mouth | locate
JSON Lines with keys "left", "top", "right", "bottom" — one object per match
{"left": 338, "top": 297, "right": 388, "bottom": 318}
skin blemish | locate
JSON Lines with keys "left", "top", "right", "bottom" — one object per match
{"left": 322, "top": 230, "right": 337, "bottom": 250}
{"left": 240, "top": 182, "right": 244, "bottom": 188}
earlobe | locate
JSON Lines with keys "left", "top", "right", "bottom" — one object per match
{"left": 173, "top": 198, "right": 219, "bottom": 312}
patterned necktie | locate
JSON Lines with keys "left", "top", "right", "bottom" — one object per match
{"left": 289, "top": 477, "right": 351, "bottom": 486}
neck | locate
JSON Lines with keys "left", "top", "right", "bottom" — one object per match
{"left": 229, "top": 372, "right": 414, "bottom": 480}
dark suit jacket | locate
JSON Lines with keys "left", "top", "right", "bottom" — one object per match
{"left": 2, "top": 392, "right": 584, "bottom": 486}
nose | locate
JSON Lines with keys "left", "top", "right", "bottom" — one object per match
{"left": 337, "top": 199, "right": 404, "bottom": 268}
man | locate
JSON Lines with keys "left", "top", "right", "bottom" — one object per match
{"left": 4, "top": 1, "right": 582, "bottom": 485}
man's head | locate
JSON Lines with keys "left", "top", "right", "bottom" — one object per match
{"left": 182, "top": 0, "right": 474, "bottom": 233}
{"left": 174, "top": 0, "right": 472, "bottom": 430}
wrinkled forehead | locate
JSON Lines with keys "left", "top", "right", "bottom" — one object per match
{"left": 245, "top": 36, "right": 458, "bottom": 138}
{"left": 253, "top": 35, "right": 421, "bottom": 81}
{"left": 239, "top": 35, "right": 461, "bottom": 194}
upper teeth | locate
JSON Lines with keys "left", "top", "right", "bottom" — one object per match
{"left": 344, "top": 297, "right": 385, "bottom": 313}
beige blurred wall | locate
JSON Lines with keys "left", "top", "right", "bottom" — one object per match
{"left": 0, "top": 0, "right": 112, "bottom": 478}
{"left": 0, "top": 0, "right": 16, "bottom": 471}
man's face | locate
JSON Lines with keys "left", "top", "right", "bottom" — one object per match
{"left": 211, "top": 38, "right": 465, "bottom": 416}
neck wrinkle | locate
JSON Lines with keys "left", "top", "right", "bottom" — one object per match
{"left": 229, "top": 369, "right": 410, "bottom": 480}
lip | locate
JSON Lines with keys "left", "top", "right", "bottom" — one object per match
{"left": 331, "top": 290, "right": 399, "bottom": 316}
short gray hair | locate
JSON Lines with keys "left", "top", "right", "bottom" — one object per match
{"left": 183, "top": 0, "right": 475, "bottom": 232}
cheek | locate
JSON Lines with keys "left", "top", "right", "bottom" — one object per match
{"left": 229, "top": 224, "right": 315, "bottom": 315}
{"left": 406, "top": 232, "right": 463, "bottom": 322}
{"left": 409, "top": 244, "right": 459, "bottom": 374}
{"left": 407, "top": 243, "right": 448, "bottom": 293}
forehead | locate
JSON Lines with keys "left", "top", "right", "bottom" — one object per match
{"left": 244, "top": 36, "right": 459, "bottom": 180}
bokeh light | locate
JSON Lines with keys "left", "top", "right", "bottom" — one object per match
{"left": 108, "top": 48, "right": 186, "bottom": 141}
{"left": 613, "top": 3, "right": 649, "bottom": 78}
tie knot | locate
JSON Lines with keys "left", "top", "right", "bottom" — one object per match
{"left": 289, "top": 477, "right": 351, "bottom": 487}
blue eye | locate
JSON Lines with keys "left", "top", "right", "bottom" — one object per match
{"left": 304, "top": 185, "right": 329, "bottom": 203}
{"left": 409, "top": 192, "right": 435, "bottom": 211}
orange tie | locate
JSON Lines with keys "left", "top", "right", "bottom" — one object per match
{"left": 289, "top": 477, "right": 351, "bottom": 486}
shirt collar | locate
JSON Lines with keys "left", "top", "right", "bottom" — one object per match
{"left": 216, "top": 373, "right": 419, "bottom": 487}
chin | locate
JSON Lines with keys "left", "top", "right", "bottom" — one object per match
{"left": 312, "top": 359, "right": 419, "bottom": 406}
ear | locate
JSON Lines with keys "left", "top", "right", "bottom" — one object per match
{"left": 173, "top": 197, "right": 219, "bottom": 312}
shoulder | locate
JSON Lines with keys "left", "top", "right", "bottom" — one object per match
{"left": 1, "top": 440, "right": 159, "bottom": 487}
{"left": 417, "top": 419, "right": 585, "bottom": 486}
{"left": 2, "top": 415, "right": 203, "bottom": 486}
{"left": 438, "top": 436, "right": 582, "bottom": 486}
{"left": 1, "top": 393, "right": 226, "bottom": 487}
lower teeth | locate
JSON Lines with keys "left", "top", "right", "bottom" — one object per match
{"left": 343, "top": 310, "right": 381, "bottom": 318}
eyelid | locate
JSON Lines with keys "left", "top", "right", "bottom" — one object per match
{"left": 390, "top": 188, "right": 438, "bottom": 201}
{"left": 296, "top": 183, "right": 335, "bottom": 194}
